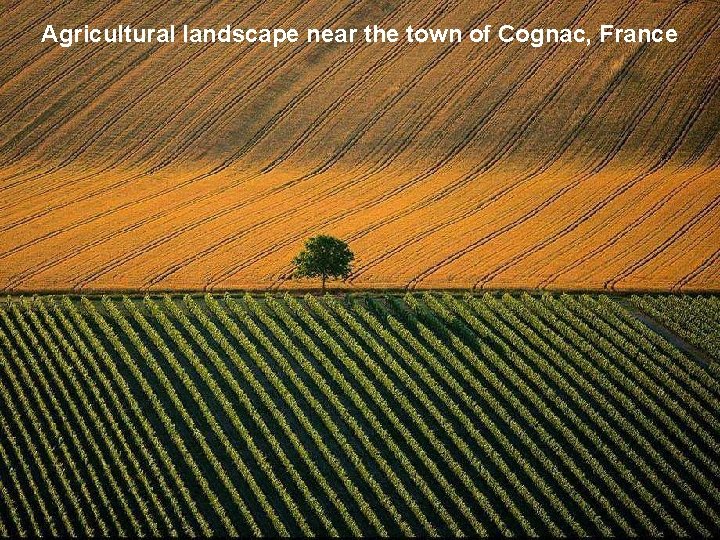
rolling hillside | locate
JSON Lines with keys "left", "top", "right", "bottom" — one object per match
{"left": 0, "top": 0, "right": 718, "bottom": 292}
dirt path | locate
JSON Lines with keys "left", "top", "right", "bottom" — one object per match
{"left": 617, "top": 298, "right": 716, "bottom": 366}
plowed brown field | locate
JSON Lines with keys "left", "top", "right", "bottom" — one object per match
{"left": 1, "top": 0, "right": 718, "bottom": 292}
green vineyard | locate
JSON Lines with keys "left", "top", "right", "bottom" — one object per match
{"left": 0, "top": 292, "right": 718, "bottom": 536}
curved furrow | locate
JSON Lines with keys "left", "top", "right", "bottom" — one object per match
{"left": 57, "top": 173, "right": 392, "bottom": 292}
{"left": 143, "top": 0, "right": 601, "bottom": 279}
{"left": 345, "top": 0, "right": 642, "bottom": 279}
{"left": 36, "top": 1, "right": 270, "bottom": 172}
{"left": 572, "top": 170, "right": 713, "bottom": 286}
{"left": 0, "top": 174, "right": 259, "bottom": 289}
{"left": 420, "top": 63, "right": 712, "bottom": 294}
{"left": 675, "top": 246, "right": 720, "bottom": 292}
{"left": 1, "top": 2, "right": 324, "bottom": 181}
{"left": 0, "top": 0, "right": 555, "bottom": 258}
{"left": 77, "top": 0, "right": 355, "bottom": 182}
{"left": 202, "top": 30, "right": 561, "bottom": 285}
{"left": 539, "top": 164, "right": 718, "bottom": 287}
{"left": 320, "top": 0, "right": 600, "bottom": 183}
{"left": 215, "top": 0, "right": 545, "bottom": 207}
{"left": 0, "top": 2, "right": 374, "bottom": 266}
{"left": 431, "top": 1, "right": 683, "bottom": 184}
{"left": 70, "top": 0, "right": 309, "bottom": 174}
{"left": 214, "top": 0, "right": 466, "bottom": 175}
{"left": 47, "top": 2, "right": 511, "bottom": 289}
{"left": 606, "top": 192, "right": 720, "bottom": 290}
{"left": 311, "top": 0, "right": 566, "bottom": 192}
{"left": 0, "top": 1, "right": 305, "bottom": 232}
{"left": 0, "top": 0, "right": 172, "bottom": 130}
{"left": 0, "top": 0, "right": 26, "bottom": 16}
{"left": 0, "top": 20, "right": 177, "bottom": 176}
{"left": 537, "top": 120, "right": 720, "bottom": 287}
{"left": 199, "top": 1, "right": 607, "bottom": 287}
{"left": 401, "top": 4, "right": 703, "bottom": 288}
{"left": 595, "top": 192, "right": 720, "bottom": 290}
{"left": 102, "top": 5, "right": 302, "bottom": 171}
{"left": 0, "top": 163, "right": 261, "bottom": 259}
{"left": 0, "top": 1, "right": 217, "bottom": 166}
{"left": 0, "top": 2, "right": 301, "bottom": 199}
{"left": 43, "top": 0, "right": 688, "bottom": 294}
{"left": 295, "top": 4, "right": 569, "bottom": 180}
{"left": 270, "top": 18, "right": 584, "bottom": 285}
{"left": 599, "top": 81, "right": 720, "bottom": 288}
{"left": 0, "top": 166, "right": 254, "bottom": 263}
{"left": 553, "top": 23, "right": 716, "bottom": 179}
{"left": 472, "top": 49, "right": 720, "bottom": 288}
{"left": 0, "top": 0, "right": 73, "bottom": 54}
{"left": 145, "top": 194, "right": 355, "bottom": 288}
{"left": 3, "top": 2, "right": 716, "bottom": 293}
{"left": 141, "top": 2, "right": 532, "bottom": 204}
{"left": 0, "top": 0, "right": 118, "bottom": 89}
{"left": 410, "top": 0, "right": 660, "bottom": 190}
{"left": 662, "top": 221, "right": 720, "bottom": 275}
{"left": 180, "top": 0, "right": 589, "bottom": 288}
{"left": 257, "top": 0, "right": 473, "bottom": 173}
{"left": 141, "top": 0, "right": 367, "bottom": 174}
{"left": 115, "top": 0, "right": 414, "bottom": 174}
{"left": 70, "top": 176, "right": 340, "bottom": 290}
{"left": 287, "top": 0, "right": 603, "bottom": 203}
{"left": 144, "top": 172, "right": 401, "bottom": 288}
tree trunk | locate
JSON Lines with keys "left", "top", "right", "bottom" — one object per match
{"left": 322, "top": 274, "right": 326, "bottom": 295}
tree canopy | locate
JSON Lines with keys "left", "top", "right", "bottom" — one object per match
{"left": 293, "top": 235, "right": 354, "bottom": 293}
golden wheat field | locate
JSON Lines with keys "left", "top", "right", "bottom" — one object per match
{"left": 0, "top": 0, "right": 718, "bottom": 292}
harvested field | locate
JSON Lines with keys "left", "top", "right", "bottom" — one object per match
{"left": 1, "top": 0, "right": 719, "bottom": 292}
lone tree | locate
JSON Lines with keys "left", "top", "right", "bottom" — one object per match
{"left": 293, "top": 235, "right": 354, "bottom": 294}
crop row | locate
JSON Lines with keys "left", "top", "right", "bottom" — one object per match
{"left": 630, "top": 295, "right": 720, "bottom": 365}
{"left": 0, "top": 293, "right": 718, "bottom": 536}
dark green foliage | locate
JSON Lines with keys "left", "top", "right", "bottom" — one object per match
{"left": 292, "top": 235, "right": 354, "bottom": 293}
{"left": 630, "top": 294, "right": 720, "bottom": 362}
{"left": 0, "top": 293, "right": 718, "bottom": 537}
